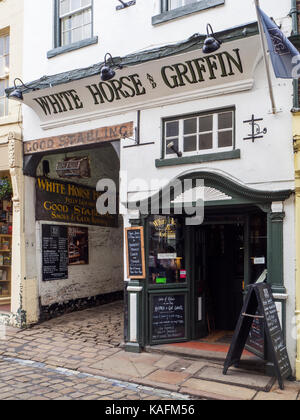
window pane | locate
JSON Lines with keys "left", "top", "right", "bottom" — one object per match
{"left": 72, "top": 12, "right": 83, "bottom": 28}
{"left": 0, "top": 37, "right": 4, "bottom": 56}
{"left": 83, "top": 24, "right": 92, "bottom": 39}
{"left": 199, "top": 115, "right": 213, "bottom": 132}
{"left": 169, "top": 0, "right": 182, "bottom": 9}
{"left": 71, "top": 0, "right": 81, "bottom": 11}
{"left": 0, "top": 98, "right": 5, "bottom": 118}
{"left": 62, "top": 16, "right": 71, "bottom": 31}
{"left": 199, "top": 133, "right": 213, "bottom": 150}
{"left": 60, "top": 0, "right": 70, "bottom": 15}
{"left": 0, "top": 57, "right": 4, "bottom": 76}
{"left": 219, "top": 112, "right": 233, "bottom": 130}
{"left": 184, "top": 118, "right": 197, "bottom": 135}
{"left": 62, "top": 30, "right": 72, "bottom": 46}
{"left": 184, "top": 136, "right": 197, "bottom": 152}
{"left": 83, "top": 8, "right": 92, "bottom": 24}
{"left": 0, "top": 80, "right": 5, "bottom": 97}
{"left": 166, "top": 121, "right": 179, "bottom": 137}
{"left": 218, "top": 131, "right": 233, "bottom": 148}
{"left": 148, "top": 216, "right": 186, "bottom": 285}
{"left": 166, "top": 139, "right": 179, "bottom": 155}
{"left": 82, "top": 0, "right": 92, "bottom": 7}
{"left": 72, "top": 27, "right": 82, "bottom": 43}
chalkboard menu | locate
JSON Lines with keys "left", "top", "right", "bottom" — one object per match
{"left": 151, "top": 294, "right": 186, "bottom": 342}
{"left": 125, "top": 227, "right": 146, "bottom": 279}
{"left": 256, "top": 285, "right": 292, "bottom": 381}
{"left": 42, "top": 225, "right": 68, "bottom": 282}
{"left": 223, "top": 283, "right": 292, "bottom": 390}
{"left": 246, "top": 311, "right": 265, "bottom": 359}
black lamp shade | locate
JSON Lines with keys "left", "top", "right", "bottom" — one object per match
{"left": 203, "top": 36, "right": 222, "bottom": 54}
{"left": 100, "top": 65, "right": 116, "bottom": 81}
{"left": 9, "top": 89, "right": 23, "bottom": 101}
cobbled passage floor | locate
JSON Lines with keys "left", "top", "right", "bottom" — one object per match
{"left": 0, "top": 357, "right": 189, "bottom": 400}
{"left": 31, "top": 301, "right": 124, "bottom": 347}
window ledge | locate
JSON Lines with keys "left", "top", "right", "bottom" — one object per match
{"left": 155, "top": 149, "right": 240, "bottom": 168}
{"left": 152, "top": 0, "right": 225, "bottom": 26}
{"left": 47, "top": 36, "right": 98, "bottom": 59}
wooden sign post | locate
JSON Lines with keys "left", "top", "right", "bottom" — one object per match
{"left": 223, "top": 283, "right": 292, "bottom": 390}
{"left": 125, "top": 227, "right": 146, "bottom": 279}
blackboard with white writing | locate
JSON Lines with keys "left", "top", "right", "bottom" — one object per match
{"left": 151, "top": 294, "right": 186, "bottom": 342}
{"left": 125, "top": 227, "right": 146, "bottom": 279}
{"left": 223, "top": 283, "right": 292, "bottom": 390}
{"left": 42, "top": 225, "right": 68, "bottom": 282}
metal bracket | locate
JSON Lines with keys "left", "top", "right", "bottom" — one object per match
{"left": 116, "top": 0, "right": 136, "bottom": 10}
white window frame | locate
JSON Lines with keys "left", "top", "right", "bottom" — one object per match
{"left": 58, "top": 0, "right": 93, "bottom": 47}
{"left": 0, "top": 33, "right": 9, "bottom": 118}
{"left": 164, "top": 108, "right": 235, "bottom": 159}
{"left": 165, "top": 0, "right": 201, "bottom": 12}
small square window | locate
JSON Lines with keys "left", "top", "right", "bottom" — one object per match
{"left": 164, "top": 108, "right": 235, "bottom": 158}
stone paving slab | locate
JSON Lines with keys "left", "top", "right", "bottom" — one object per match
{"left": 182, "top": 378, "right": 257, "bottom": 400}
{"left": 195, "top": 365, "right": 274, "bottom": 392}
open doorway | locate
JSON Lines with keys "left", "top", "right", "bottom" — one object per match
{"left": 194, "top": 211, "right": 267, "bottom": 344}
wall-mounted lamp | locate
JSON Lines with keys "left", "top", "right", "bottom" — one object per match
{"left": 9, "top": 78, "right": 38, "bottom": 101}
{"left": 100, "top": 53, "right": 123, "bottom": 82}
{"left": 116, "top": 0, "right": 136, "bottom": 10}
{"left": 167, "top": 141, "right": 182, "bottom": 158}
{"left": 202, "top": 24, "right": 222, "bottom": 54}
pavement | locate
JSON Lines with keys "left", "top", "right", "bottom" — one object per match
{"left": 0, "top": 301, "right": 299, "bottom": 400}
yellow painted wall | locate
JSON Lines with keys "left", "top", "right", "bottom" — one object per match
{"left": 0, "top": 0, "right": 38, "bottom": 326}
{"left": 293, "top": 112, "right": 300, "bottom": 381}
{"left": 0, "top": 0, "right": 24, "bottom": 142}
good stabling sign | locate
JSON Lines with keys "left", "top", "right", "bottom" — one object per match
{"left": 42, "top": 225, "right": 68, "bottom": 282}
{"left": 125, "top": 227, "right": 146, "bottom": 279}
{"left": 223, "top": 283, "right": 292, "bottom": 390}
{"left": 152, "top": 294, "right": 186, "bottom": 342}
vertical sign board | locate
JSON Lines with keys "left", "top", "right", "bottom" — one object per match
{"left": 42, "top": 225, "right": 68, "bottom": 282}
{"left": 223, "top": 283, "right": 292, "bottom": 390}
{"left": 151, "top": 294, "right": 186, "bottom": 343}
{"left": 125, "top": 227, "right": 146, "bottom": 279}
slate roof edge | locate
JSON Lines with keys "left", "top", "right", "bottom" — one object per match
{"left": 6, "top": 21, "right": 259, "bottom": 97}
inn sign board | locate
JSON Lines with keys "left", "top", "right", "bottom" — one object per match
{"left": 21, "top": 36, "right": 261, "bottom": 129}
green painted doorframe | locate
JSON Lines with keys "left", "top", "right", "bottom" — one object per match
{"left": 124, "top": 172, "right": 292, "bottom": 350}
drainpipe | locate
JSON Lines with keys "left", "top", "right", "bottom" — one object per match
{"left": 291, "top": 0, "right": 299, "bottom": 109}
{"left": 291, "top": 0, "right": 300, "bottom": 382}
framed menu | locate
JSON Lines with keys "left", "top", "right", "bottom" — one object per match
{"left": 42, "top": 225, "right": 68, "bottom": 282}
{"left": 125, "top": 227, "right": 146, "bottom": 279}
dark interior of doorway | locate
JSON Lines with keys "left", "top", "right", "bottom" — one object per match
{"left": 194, "top": 210, "right": 267, "bottom": 342}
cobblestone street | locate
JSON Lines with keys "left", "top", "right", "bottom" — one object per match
{"left": 32, "top": 301, "right": 124, "bottom": 347}
{"left": 0, "top": 357, "right": 187, "bottom": 400}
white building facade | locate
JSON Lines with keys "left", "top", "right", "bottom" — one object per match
{"left": 10, "top": 0, "right": 298, "bottom": 374}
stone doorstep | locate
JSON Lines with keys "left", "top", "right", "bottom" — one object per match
{"left": 194, "top": 365, "right": 275, "bottom": 392}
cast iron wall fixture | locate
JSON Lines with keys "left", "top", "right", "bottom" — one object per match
{"left": 116, "top": 0, "right": 136, "bottom": 10}
{"left": 243, "top": 114, "right": 268, "bottom": 142}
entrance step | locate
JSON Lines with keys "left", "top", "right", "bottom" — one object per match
{"left": 146, "top": 343, "right": 273, "bottom": 392}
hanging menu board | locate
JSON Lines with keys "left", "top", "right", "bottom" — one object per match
{"left": 223, "top": 283, "right": 292, "bottom": 390}
{"left": 256, "top": 285, "right": 292, "bottom": 381}
{"left": 125, "top": 227, "right": 146, "bottom": 279}
{"left": 42, "top": 225, "right": 68, "bottom": 282}
{"left": 151, "top": 294, "right": 186, "bottom": 342}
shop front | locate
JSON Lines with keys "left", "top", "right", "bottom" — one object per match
{"left": 124, "top": 172, "right": 292, "bottom": 352}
